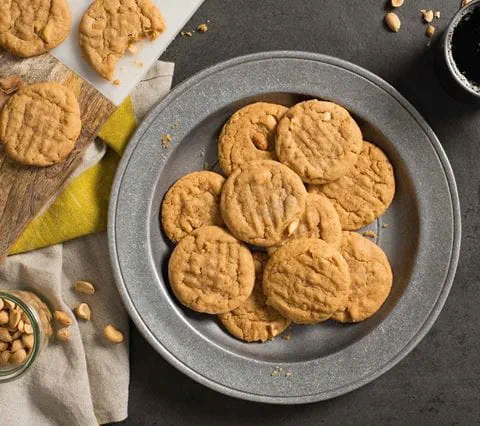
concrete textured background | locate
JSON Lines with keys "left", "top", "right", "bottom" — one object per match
{"left": 114, "top": 1, "right": 480, "bottom": 424}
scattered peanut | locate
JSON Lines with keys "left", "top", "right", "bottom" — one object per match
{"left": 10, "top": 349, "right": 27, "bottom": 365}
{"left": 11, "top": 338, "right": 24, "bottom": 353}
{"left": 22, "top": 334, "right": 34, "bottom": 350}
{"left": 434, "top": 11, "right": 441, "bottom": 19}
{"left": 56, "top": 327, "right": 72, "bottom": 342}
{"left": 54, "top": 310, "right": 73, "bottom": 327}
{"left": 0, "top": 310, "right": 9, "bottom": 326}
{"left": 385, "top": 12, "right": 401, "bottom": 32}
{"left": 0, "top": 327, "right": 12, "bottom": 343}
{"left": 426, "top": 25, "right": 436, "bottom": 37}
{"left": 197, "top": 23, "right": 208, "bottom": 33}
{"left": 103, "top": 325, "right": 124, "bottom": 344}
{"left": 422, "top": 10, "right": 434, "bottom": 23}
{"left": 0, "top": 350, "right": 11, "bottom": 366}
{"left": 462, "top": 0, "right": 472, "bottom": 7}
{"left": 8, "top": 309, "right": 21, "bottom": 329}
{"left": 74, "top": 280, "right": 96, "bottom": 296}
{"left": 391, "top": 0, "right": 404, "bottom": 7}
{"left": 75, "top": 303, "right": 91, "bottom": 321}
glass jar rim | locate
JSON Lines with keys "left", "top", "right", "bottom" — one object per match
{"left": 0, "top": 291, "right": 42, "bottom": 382}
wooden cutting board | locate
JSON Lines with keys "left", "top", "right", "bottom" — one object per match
{"left": 0, "top": 52, "right": 116, "bottom": 257}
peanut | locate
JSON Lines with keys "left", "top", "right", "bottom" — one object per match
{"left": 103, "top": 324, "right": 124, "bottom": 344}
{"left": 0, "top": 341, "right": 8, "bottom": 351}
{"left": 288, "top": 220, "right": 299, "bottom": 236}
{"left": 3, "top": 299, "right": 15, "bottom": 310}
{"left": 423, "top": 10, "right": 434, "bottom": 23}
{"left": 56, "top": 327, "right": 71, "bottom": 342}
{"left": 10, "top": 349, "right": 27, "bottom": 365}
{"left": 17, "top": 320, "right": 24, "bottom": 333}
{"left": 322, "top": 112, "right": 332, "bottom": 121}
{"left": 11, "top": 338, "right": 24, "bottom": 353}
{"left": 22, "top": 334, "right": 34, "bottom": 350}
{"left": 24, "top": 323, "right": 33, "bottom": 335}
{"left": 54, "top": 310, "right": 73, "bottom": 326}
{"left": 0, "top": 298, "right": 3, "bottom": 310}
{"left": 75, "top": 303, "right": 91, "bottom": 321}
{"left": 462, "top": 0, "right": 472, "bottom": 7}
{"left": 0, "top": 327, "right": 12, "bottom": 343}
{"left": 74, "top": 280, "right": 96, "bottom": 296}
{"left": 10, "top": 330, "right": 22, "bottom": 340}
{"left": 8, "top": 309, "right": 21, "bottom": 329}
{"left": 0, "top": 350, "right": 11, "bottom": 365}
{"left": 385, "top": 12, "right": 401, "bottom": 32}
{"left": 391, "top": 0, "right": 404, "bottom": 8}
{"left": 252, "top": 133, "right": 269, "bottom": 150}
{"left": 0, "top": 310, "right": 9, "bottom": 326}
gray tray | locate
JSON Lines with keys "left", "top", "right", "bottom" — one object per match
{"left": 108, "top": 52, "right": 461, "bottom": 403}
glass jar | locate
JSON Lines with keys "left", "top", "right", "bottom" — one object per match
{"left": 0, "top": 290, "right": 53, "bottom": 382}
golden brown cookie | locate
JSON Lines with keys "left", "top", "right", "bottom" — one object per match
{"left": 218, "top": 102, "right": 288, "bottom": 175}
{"left": 268, "top": 192, "right": 342, "bottom": 254}
{"left": 218, "top": 252, "right": 291, "bottom": 342}
{"left": 309, "top": 141, "right": 395, "bottom": 230}
{"left": 220, "top": 160, "right": 307, "bottom": 247}
{"left": 332, "top": 232, "right": 393, "bottom": 323}
{"left": 161, "top": 171, "right": 225, "bottom": 243}
{"left": 0, "top": 82, "right": 81, "bottom": 167}
{"left": 263, "top": 238, "right": 351, "bottom": 324}
{"left": 275, "top": 100, "right": 363, "bottom": 184}
{"left": 0, "top": 0, "right": 71, "bottom": 57}
{"left": 168, "top": 226, "right": 255, "bottom": 314}
{"left": 79, "top": 0, "right": 166, "bottom": 81}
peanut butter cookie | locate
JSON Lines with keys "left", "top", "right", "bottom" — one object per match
{"left": 263, "top": 238, "right": 351, "bottom": 324}
{"left": 0, "top": 82, "right": 81, "bottom": 167}
{"left": 275, "top": 100, "right": 363, "bottom": 184}
{"left": 79, "top": 0, "right": 166, "bottom": 81}
{"left": 218, "top": 102, "right": 288, "bottom": 175}
{"left": 161, "top": 171, "right": 225, "bottom": 243}
{"left": 218, "top": 252, "right": 291, "bottom": 342}
{"left": 309, "top": 141, "right": 395, "bottom": 230}
{"left": 220, "top": 160, "right": 307, "bottom": 247}
{"left": 332, "top": 232, "right": 393, "bottom": 323}
{"left": 168, "top": 226, "right": 255, "bottom": 314}
{"left": 0, "top": 0, "right": 71, "bottom": 57}
{"left": 268, "top": 192, "right": 342, "bottom": 254}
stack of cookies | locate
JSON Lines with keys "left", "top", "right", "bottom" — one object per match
{"left": 162, "top": 99, "right": 395, "bottom": 343}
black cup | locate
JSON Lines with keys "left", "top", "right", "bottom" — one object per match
{"left": 436, "top": 0, "right": 480, "bottom": 105}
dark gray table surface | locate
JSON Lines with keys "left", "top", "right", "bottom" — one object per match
{"left": 115, "top": 1, "right": 480, "bottom": 424}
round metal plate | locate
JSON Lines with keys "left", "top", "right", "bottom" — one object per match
{"left": 108, "top": 52, "right": 461, "bottom": 403}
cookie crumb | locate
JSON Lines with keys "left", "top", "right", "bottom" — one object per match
{"left": 197, "top": 23, "right": 208, "bottom": 33}
{"left": 434, "top": 11, "right": 441, "bottom": 19}
{"left": 203, "top": 162, "right": 209, "bottom": 170}
{"left": 134, "top": 60, "right": 144, "bottom": 67}
{"left": 426, "top": 24, "right": 436, "bottom": 37}
{"left": 322, "top": 112, "right": 332, "bottom": 121}
{"left": 161, "top": 134, "right": 172, "bottom": 149}
{"left": 363, "top": 231, "right": 377, "bottom": 239}
{"left": 113, "top": 79, "right": 122, "bottom": 86}
{"left": 285, "top": 370, "right": 293, "bottom": 377}
{"left": 128, "top": 44, "right": 139, "bottom": 54}
{"left": 382, "top": 223, "right": 389, "bottom": 229}
{"left": 281, "top": 334, "right": 291, "bottom": 341}
{"left": 181, "top": 31, "right": 193, "bottom": 37}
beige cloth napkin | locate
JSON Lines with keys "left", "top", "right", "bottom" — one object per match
{"left": 0, "top": 61, "right": 174, "bottom": 425}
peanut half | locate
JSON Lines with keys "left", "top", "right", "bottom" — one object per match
{"left": 0, "top": 327, "right": 12, "bottom": 343}
{"left": 391, "top": 0, "right": 404, "bottom": 7}
{"left": 54, "top": 310, "right": 73, "bottom": 327}
{"left": 56, "top": 327, "right": 72, "bottom": 342}
{"left": 385, "top": 12, "right": 401, "bottom": 32}
{"left": 10, "top": 349, "right": 27, "bottom": 365}
{"left": 74, "top": 280, "right": 96, "bottom": 296}
{"left": 0, "top": 310, "right": 9, "bottom": 326}
{"left": 103, "top": 325, "right": 124, "bottom": 344}
{"left": 75, "top": 303, "right": 91, "bottom": 321}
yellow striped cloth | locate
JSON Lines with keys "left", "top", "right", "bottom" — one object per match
{"left": 10, "top": 98, "right": 137, "bottom": 255}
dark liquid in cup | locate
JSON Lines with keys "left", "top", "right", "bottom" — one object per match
{"left": 451, "top": 6, "right": 480, "bottom": 87}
